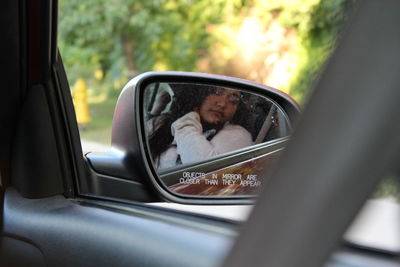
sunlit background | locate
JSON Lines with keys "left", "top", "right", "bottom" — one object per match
{"left": 58, "top": 1, "right": 399, "bottom": 251}
{"left": 58, "top": 0, "right": 398, "bottom": 212}
{"left": 59, "top": 0, "right": 350, "bottom": 144}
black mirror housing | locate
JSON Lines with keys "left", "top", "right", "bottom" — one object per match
{"left": 85, "top": 71, "right": 300, "bottom": 204}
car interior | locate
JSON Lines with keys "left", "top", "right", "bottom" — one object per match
{"left": 144, "top": 82, "right": 291, "bottom": 142}
{"left": 0, "top": 0, "right": 399, "bottom": 267}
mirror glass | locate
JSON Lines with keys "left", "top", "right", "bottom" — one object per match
{"left": 143, "top": 82, "right": 291, "bottom": 197}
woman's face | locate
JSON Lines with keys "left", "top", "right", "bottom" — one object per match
{"left": 198, "top": 88, "right": 240, "bottom": 125}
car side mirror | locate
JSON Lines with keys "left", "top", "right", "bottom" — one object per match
{"left": 84, "top": 72, "right": 300, "bottom": 204}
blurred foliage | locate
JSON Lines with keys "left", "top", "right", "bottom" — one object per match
{"left": 373, "top": 175, "right": 400, "bottom": 201}
{"left": 59, "top": 0, "right": 351, "bottom": 102}
{"left": 286, "top": 0, "right": 352, "bottom": 102}
{"left": 59, "top": 0, "right": 225, "bottom": 97}
{"left": 59, "top": 0, "right": 352, "bottom": 145}
{"left": 202, "top": 0, "right": 352, "bottom": 102}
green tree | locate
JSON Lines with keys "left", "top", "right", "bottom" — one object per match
{"left": 59, "top": 0, "right": 225, "bottom": 95}
{"left": 289, "top": 0, "right": 352, "bottom": 102}
{"left": 59, "top": 0, "right": 350, "bottom": 102}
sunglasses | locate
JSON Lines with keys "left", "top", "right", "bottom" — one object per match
{"left": 210, "top": 88, "right": 241, "bottom": 105}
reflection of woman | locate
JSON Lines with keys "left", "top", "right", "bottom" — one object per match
{"left": 147, "top": 85, "right": 253, "bottom": 170}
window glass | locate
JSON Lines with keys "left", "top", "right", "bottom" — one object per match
{"left": 58, "top": 1, "right": 347, "bottom": 152}
{"left": 59, "top": 0, "right": 399, "bottom": 254}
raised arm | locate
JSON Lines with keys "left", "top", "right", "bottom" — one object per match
{"left": 172, "top": 111, "right": 252, "bottom": 164}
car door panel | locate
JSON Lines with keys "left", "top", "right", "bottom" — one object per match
{"left": 2, "top": 188, "right": 234, "bottom": 267}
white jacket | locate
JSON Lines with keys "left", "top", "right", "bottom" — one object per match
{"left": 157, "top": 111, "right": 252, "bottom": 170}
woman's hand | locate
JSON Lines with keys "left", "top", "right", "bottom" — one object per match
{"left": 171, "top": 111, "right": 203, "bottom": 136}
